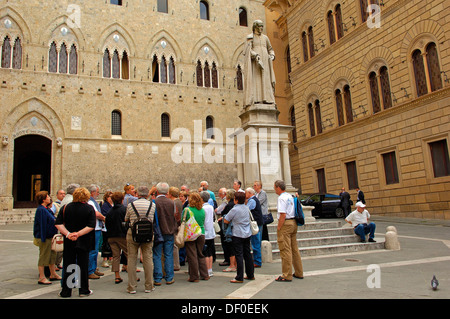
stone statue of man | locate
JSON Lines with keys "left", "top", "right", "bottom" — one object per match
{"left": 243, "top": 20, "right": 276, "bottom": 107}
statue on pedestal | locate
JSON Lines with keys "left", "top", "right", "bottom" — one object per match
{"left": 243, "top": 20, "right": 276, "bottom": 107}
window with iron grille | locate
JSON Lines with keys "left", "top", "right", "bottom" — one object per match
{"left": 111, "top": 110, "right": 122, "bottom": 136}
{"left": 161, "top": 113, "right": 170, "bottom": 137}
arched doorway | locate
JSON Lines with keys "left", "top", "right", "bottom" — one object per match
{"left": 12, "top": 135, "right": 52, "bottom": 208}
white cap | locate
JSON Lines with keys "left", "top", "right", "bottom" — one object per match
{"left": 355, "top": 202, "right": 366, "bottom": 208}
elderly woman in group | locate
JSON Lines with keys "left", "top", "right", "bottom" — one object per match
{"left": 33, "top": 191, "right": 61, "bottom": 285}
{"left": 223, "top": 191, "right": 254, "bottom": 283}
{"left": 105, "top": 191, "right": 128, "bottom": 284}
{"left": 182, "top": 192, "right": 209, "bottom": 282}
{"left": 55, "top": 187, "right": 96, "bottom": 297}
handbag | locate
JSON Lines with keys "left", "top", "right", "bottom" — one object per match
{"left": 263, "top": 213, "right": 274, "bottom": 225}
{"left": 183, "top": 208, "right": 202, "bottom": 242}
{"left": 248, "top": 208, "right": 259, "bottom": 235}
{"left": 51, "top": 233, "right": 64, "bottom": 252}
{"left": 213, "top": 215, "right": 221, "bottom": 233}
{"left": 175, "top": 208, "right": 187, "bottom": 248}
{"left": 51, "top": 204, "right": 66, "bottom": 252}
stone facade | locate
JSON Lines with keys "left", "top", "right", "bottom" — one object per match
{"left": 0, "top": 0, "right": 268, "bottom": 209}
{"left": 266, "top": 0, "right": 450, "bottom": 219}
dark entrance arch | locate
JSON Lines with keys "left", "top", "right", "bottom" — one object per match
{"left": 13, "top": 135, "right": 52, "bottom": 208}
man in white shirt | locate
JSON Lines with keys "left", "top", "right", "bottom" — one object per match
{"left": 345, "top": 202, "right": 376, "bottom": 242}
{"left": 274, "top": 180, "right": 303, "bottom": 282}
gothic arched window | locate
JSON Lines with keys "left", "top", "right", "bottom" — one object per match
{"left": 1, "top": 36, "right": 11, "bottom": 69}
{"left": 59, "top": 43, "right": 68, "bottom": 74}
{"left": 69, "top": 44, "right": 77, "bottom": 74}
{"left": 12, "top": 37, "right": 22, "bottom": 69}
{"left": 49, "top": 42, "right": 58, "bottom": 73}
{"left": 103, "top": 49, "right": 111, "bottom": 78}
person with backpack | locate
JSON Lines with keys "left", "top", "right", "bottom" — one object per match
{"left": 124, "top": 186, "right": 156, "bottom": 294}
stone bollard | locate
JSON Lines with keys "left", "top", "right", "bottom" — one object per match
{"left": 385, "top": 225, "right": 401, "bottom": 250}
{"left": 261, "top": 240, "right": 273, "bottom": 263}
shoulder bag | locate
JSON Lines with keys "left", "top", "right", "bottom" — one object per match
{"left": 248, "top": 208, "right": 259, "bottom": 235}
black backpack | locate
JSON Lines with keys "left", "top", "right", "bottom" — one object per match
{"left": 130, "top": 201, "right": 153, "bottom": 243}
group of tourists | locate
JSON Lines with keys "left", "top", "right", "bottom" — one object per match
{"left": 32, "top": 178, "right": 376, "bottom": 297}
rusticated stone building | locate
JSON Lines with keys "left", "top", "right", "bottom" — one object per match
{"left": 0, "top": 0, "right": 268, "bottom": 210}
{"left": 265, "top": 0, "right": 450, "bottom": 219}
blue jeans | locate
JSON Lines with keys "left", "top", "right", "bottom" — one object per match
{"left": 153, "top": 234, "right": 174, "bottom": 283}
{"left": 88, "top": 230, "right": 101, "bottom": 275}
{"left": 354, "top": 223, "right": 376, "bottom": 241}
{"left": 250, "top": 225, "right": 263, "bottom": 266}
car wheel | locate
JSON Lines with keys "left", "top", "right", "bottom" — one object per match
{"left": 335, "top": 207, "right": 344, "bottom": 218}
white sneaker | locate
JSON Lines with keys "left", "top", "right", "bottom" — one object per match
{"left": 127, "top": 290, "right": 137, "bottom": 294}
{"left": 145, "top": 287, "right": 155, "bottom": 293}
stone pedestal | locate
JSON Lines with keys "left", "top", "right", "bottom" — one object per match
{"left": 301, "top": 205, "right": 316, "bottom": 223}
{"left": 233, "top": 103, "right": 296, "bottom": 210}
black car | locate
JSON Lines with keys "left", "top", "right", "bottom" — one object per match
{"left": 298, "top": 193, "right": 349, "bottom": 218}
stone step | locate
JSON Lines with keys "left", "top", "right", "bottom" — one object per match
{"left": 213, "top": 218, "right": 385, "bottom": 258}
{"left": 0, "top": 209, "right": 35, "bottom": 225}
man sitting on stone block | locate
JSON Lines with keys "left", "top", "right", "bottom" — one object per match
{"left": 345, "top": 202, "right": 376, "bottom": 243}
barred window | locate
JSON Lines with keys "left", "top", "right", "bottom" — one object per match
{"left": 161, "top": 113, "right": 170, "bottom": 137}
{"left": 111, "top": 110, "right": 122, "bottom": 136}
